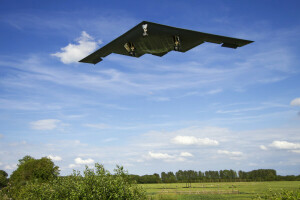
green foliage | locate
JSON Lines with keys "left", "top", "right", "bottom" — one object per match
{"left": 131, "top": 173, "right": 162, "bottom": 184}
{"left": 124, "top": 169, "right": 299, "bottom": 184}
{"left": 5, "top": 163, "right": 146, "bottom": 200}
{"left": 219, "top": 169, "right": 237, "bottom": 180}
{"left": 253, "top": 188, "right": 300, "bottom": 200}
{"left": 158, "top": 168, "right": 289, "bottom": 183}
{"left": 18, "top": 155, "right": 35, "bottom": 166}
{"left": 9, "top": 155, "right": 60, "bottom": 186}
{"left": 161, "top": 171, "right": 177, "bottom": 183}
{"left": 0, "top": 170, "right": 8, "bottom": 189}
{"left": 246, "top": 169, "right": 277, "bottom": 181}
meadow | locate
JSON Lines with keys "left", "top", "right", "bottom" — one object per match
{"left": 141, "top": 181, "right": 300, "bottom": 199}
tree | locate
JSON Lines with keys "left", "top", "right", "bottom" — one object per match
{"left": 9, "top": 155, "right": 60, "bottom": 185}
{"left": 153, "top": 173, "right": 162, "bottom": 183}
{"left": 161, "top": 171, "right": 176, "bottom": 183}
{"left": 198, "top": 171, "right": 205, "bottom": 181}
{"left": 205, "top": 170, "right": 219, "bottom": 180}
{"left": 0, "top": 170, "right": 8, "bottom": 189}
{"left": 18, "top": 155, "right": 34, "bottom": 166}
{"left": 175, "top": 170, "right": 184, "bottom": 182}
{"left": 166, "top": 172, "right": 177, "bottom": 183}
{"left": 161, "top": 172, "right": 167, "bottom": 183}
{"left": 238, "top": 170, "right": 247, "bottom": 180}
{"left": 138, "top": 174, "right": 157, "bottom": 183}
{"left": 247, "top": 169, "right": 277, "bottom": 181}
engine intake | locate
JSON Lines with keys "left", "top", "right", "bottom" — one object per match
{"left": 124, "top": 42, "right": 136, "bottom": 56}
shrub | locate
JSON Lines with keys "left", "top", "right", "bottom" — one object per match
{"left": 0, "top": 170, "right": 8, "bottom": 189}
{"left": 6, "top": 163, "right": 146, "bottom": 200}
{"left": 253, "top": 188, "right": 300, "bottom": 200}
{"left": 9, "top": 156, "right": 59, "bottom": 186}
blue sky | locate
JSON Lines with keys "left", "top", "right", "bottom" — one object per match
{"left": 0, "top": 0, "right": 300, "bottom": 176}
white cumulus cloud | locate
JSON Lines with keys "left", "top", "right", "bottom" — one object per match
{"left": 290, "top": 98, "right": 300, "bottom": 106}
{"left": 52, "top": 31, "right": 100, "bottom": 64}
{"left": 290, "top": 150, "right": 300, "bottom": 154}
{"left": 30, "top": 119, "right": 61, "bottom": 130}
{"left": 270, "top": 141, "right": 300, "bottom": 150}
{"left": 68, "top": 164, "right": 77, "bottom": 168}
{"left": 217, "top": 150, "right": 243, "bottom": 160}
{"left": 180, "top": 152, "right": 193, "bottom": 157}
{"left": 172, "top": 136, "right": 219, "bottom": 146}
{"left": 260, "top": 145, "right": 268, "bottom": 150}
{"left": 218, "top": 150, "right": 243, "bottom": 156}
{"left": 48, "top": 155, "right": 62, "bottom": 161}
{"left": 84, "top": 123, "right": 110, "bottom": 129}
{"left": 148, "top": 152, "right": 173, "bottom": 159}
{"left": 74, "top": 157, "right": 95, "bottom": 165}
{"left": 147, "top": 152, "right": 187, "bottom": 162}
{"left": 5, "top": 164, "right": 17, "bottom": 170}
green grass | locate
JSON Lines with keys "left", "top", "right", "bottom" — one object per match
{"left": 140, "top": 181, "right": 300, "bottom": 200}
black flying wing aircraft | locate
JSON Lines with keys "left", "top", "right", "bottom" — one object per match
{"left": 79, "top": 21, "right": 253, "bottom": 64}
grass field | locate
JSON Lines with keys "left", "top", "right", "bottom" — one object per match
{"left": 140, "top": 181, "right": 300, "bottom": 199}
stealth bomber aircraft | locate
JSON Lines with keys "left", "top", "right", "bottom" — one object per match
{"left": 79, "top": 21, "right": 253, "bottom": 64}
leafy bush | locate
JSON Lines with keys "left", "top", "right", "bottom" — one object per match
{"left": 5, "top": 163, "right": 146, "bottom": 200}
{"left": 253, "top": 188, "right": 300, "bottom": 200}
{"left": 9, "top": 155, "right": 59, "bottom": 186}
{"left": 0, "top": 170, "right": 8, "bottom": 189}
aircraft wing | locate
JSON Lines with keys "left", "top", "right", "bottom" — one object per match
{"left": 79, "top": 21, "right": 253, "bottom": 64}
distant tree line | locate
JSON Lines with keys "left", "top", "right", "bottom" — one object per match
{"left": 129, "top": 169, "right": 300, "bottom": 184}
